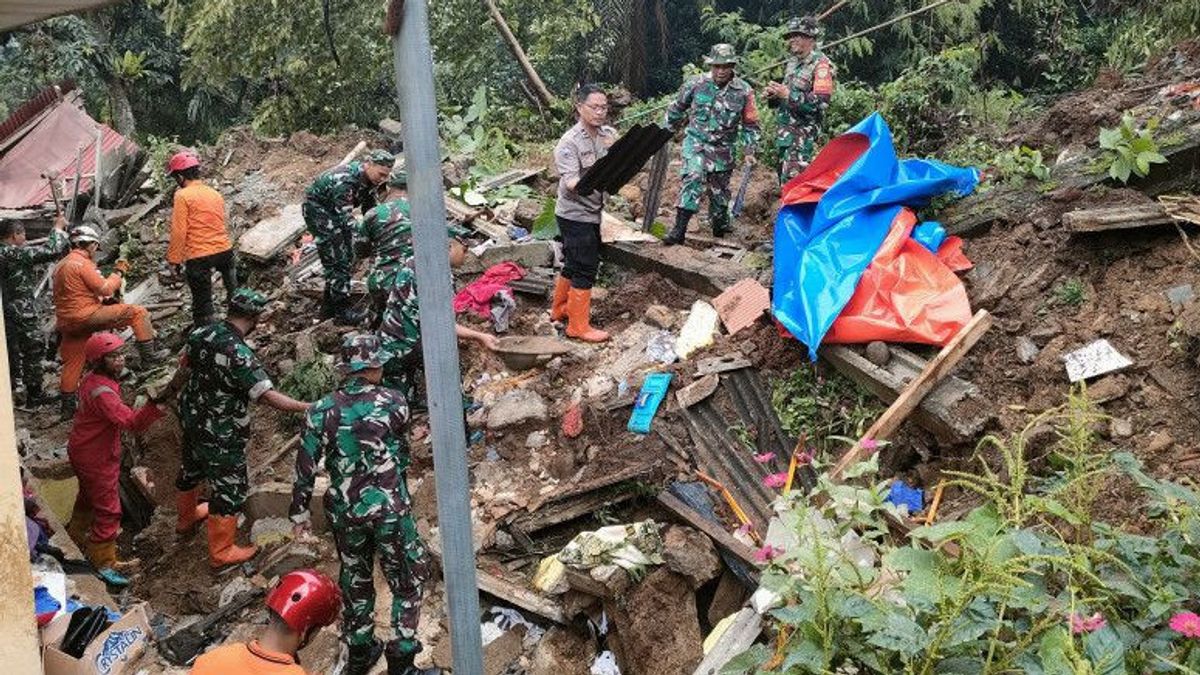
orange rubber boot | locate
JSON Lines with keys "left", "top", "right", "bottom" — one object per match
{"left": 565, "top": 288, "right": 609, "bottom": 343}
{"left": 207, "top": 514, "right": 258, "bottom": 568}
{"left": 550, "top": 277, "right": 571, "bottom": 322}
{"left": 175, "top": 488, "right": 210, "bottom": 535}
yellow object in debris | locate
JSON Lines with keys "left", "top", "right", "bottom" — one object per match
{"left": 703, "top": 612, "right": 739, "bottom": 654}
{"left": 674, "top": 300, "right": 720, "bottom": 360}
{"left": 532, "top": 555, "right": 567, "bottom": 594}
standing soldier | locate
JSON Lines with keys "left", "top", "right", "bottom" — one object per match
{"left": 0, "top": 215, "right": 69, "bottom": 407}
{"left": 765, "top": 16, "right": 836, "bottom": 185}
{"left": 303, "top": 150, "right": 394, "bottom": 326}
{"left": 356, "top": 167, "right": 412, "bottom": 327}
{"left": 290, "top": 333, "right": 429, "bottom": 675}
{"left": 551, "top": 84, "right": 618, "bottom": 343}
{"left": 173, "top": 288, "right": 310, "bottom": 567}
{"left": 165, "top": 150, "right": 237, "bottom": 327}
{"left": 663, "top": 44, "right": 761, "bottom": 246}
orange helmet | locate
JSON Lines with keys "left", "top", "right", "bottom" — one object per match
{"left": 84, "top": 332, "right": 125, "bottom": 363}
{"left": 266, "top": 569, "right": 341, "bottom": 635}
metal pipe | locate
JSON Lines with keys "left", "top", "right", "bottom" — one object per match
{"left": 391, "top": 3, "right": 485, "bottom": 673}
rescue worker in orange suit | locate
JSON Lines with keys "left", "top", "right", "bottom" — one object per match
{"left": 165, "top": 150, "right": 237, "bottom": 327}
{"left": 53, "top": 225, "right": 159, "bottom": 419}
{"left": 65, "top": 332, "right": 165, "bottom": 587}
{"left": 191, "top": 569, "right": 340, "bottom": 675}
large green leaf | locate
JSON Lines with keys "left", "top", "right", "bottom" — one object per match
{"left": 1083, "top": 625, "right": 1127, "bottom": 675}
{"left": 719, "top": 644, "right": 771, "bottom": 675}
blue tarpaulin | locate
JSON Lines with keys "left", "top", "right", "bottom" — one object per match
{"left": 772, "top": 113, "right": 979, "bottom": 359}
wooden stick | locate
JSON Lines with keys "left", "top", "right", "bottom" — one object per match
{"left": 481, "top": 0, "right": 557, "bottom": 109}
{"left": 829, "top": 310, "right": 993, "bottom": 480}
{"left": 819, "top": 0, "right": 850, "bottom": 20}
{"left": 251, "top": 434, "right": 301, "bottom": 479}
{"left": 696, "top": 471, "right": 762, "bottom": 545}
{"left": 925, "top": 481, "right": 946, "bottom": 525}
{"left": 339, "top": 141, "right": 367, "bottom": 166}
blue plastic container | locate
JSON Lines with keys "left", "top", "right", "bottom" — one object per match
{"left": 627, "top": 372, "right": 673, "bottom": 434}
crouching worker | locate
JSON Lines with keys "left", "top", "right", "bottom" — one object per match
{"left": 191, "top": 569, "right": 341, "bottom": 674}
{"left": 173, "top": 288, "right": 311, "bottom": 568}
{"left": 65, "top": 332, "right": 164, "bottom": 587}
{"left": 290, "top": 333, "right": 430, "bottom": 675}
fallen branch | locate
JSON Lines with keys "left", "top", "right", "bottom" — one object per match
{"left": 481, "top": 0, "right": 556, "bottom": 109}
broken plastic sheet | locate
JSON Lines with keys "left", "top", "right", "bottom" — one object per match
{"left": 557, "top": 520, "right": 665, "bottom": 573}
{"left": 772, "top": 113, "right": 980, "bottom": 359}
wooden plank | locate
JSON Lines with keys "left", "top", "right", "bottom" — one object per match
{"left": 829, "top": 309, "right": 993, "bottom": 480}
{"left": 693, "top": 608, "right": 763, "bottom": 675}
{"left": 122, "top": 192, "right": 164, "bottom": 228}
{"left": 1062, "top": 204, "right": 1174, "bottom": 233}
{"left": 508, "top": 486, "right": 639, "bottom": 535}
{"left": 477, "top": 167, "right": 543, "bottom": 192}
{"left": 238, "top": 203, "right": 305, "bottom": 261}
{"left": 657, "top": 491, "right": 759, "bottom": 568}
{"left": 476, "top": 567, "right": 567, "bottom": 624}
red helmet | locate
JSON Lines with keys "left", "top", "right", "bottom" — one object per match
{"left": 166, "top": 150, "right": 200, "bottom": 175}
{"left": 266, "top": 569, "right": 341, "bottom": 635}
{"left": 84, "top": 332, "right": 125, "bottom": 363}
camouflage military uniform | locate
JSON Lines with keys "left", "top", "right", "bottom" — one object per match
{"left": 175, "top": 320, "right": 274, "bottom": 515}
{"left": 377, "top": 263, "right": 423, "bottom": 403}
{"left": 666, "top": 63, "right": 761, "bottom": 234}
{"left": 774, "top": 50, "right": 835, "bottom": 184}
{"left": 356, "top": 197, "right": 412, "bottom": 314}
{"left": 0, "top": 228, "right": 68, "bottom": 399}
{"left": 303, "top": 161, "right": 379, "bottom": 313}
{"left": 289, "top": 333, "right": 428, "bottom": 655}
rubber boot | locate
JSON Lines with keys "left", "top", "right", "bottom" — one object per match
{"left": 385, "top": 649, "right": 417, "bottom": 675}
{"left": 136, "top": 339, "right": 168, "bottom": 367}
{"left": 712, "top": 212, "right": 733, "bottom": 238}
{"left": 60, "top": 392, "right": 77, "bottom": 421}
{"left": 663, "top": 209, "right": 693, "bottom": 246}
{"left": 66, "top": 502, "right": 92, "bottom": 549}
{"left": 206, "top": 514, "right": 258, "bottom": 568}
{"left": 550, "top": 276, "right": 571, "bottom": 322}
{"left": 346, "top": 640, "right": 385, "bottom": 675}
{"left": 175, "top": 488, "right": 210, "bottom": 535}
{"left": 84, "top": 539, "right": 131, "bottom": 587}
{"left": 565, "top": 288, "right": 609, "bottom": 343}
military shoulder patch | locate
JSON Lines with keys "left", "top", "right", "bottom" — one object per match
{"left": 814, "top": 61, "right": 835, "bottom": 96}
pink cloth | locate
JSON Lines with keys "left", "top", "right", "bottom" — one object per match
{"left": 453, "top": 262, "right": 526, "bottom": 317}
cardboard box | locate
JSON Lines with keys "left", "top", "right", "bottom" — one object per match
{"left": 42, "top": 604, "right": 150, "bottom": 675}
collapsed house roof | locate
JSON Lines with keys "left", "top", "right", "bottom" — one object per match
{"left": 0, "top": 81, "right": 139, "bottom": 210}
{"left": 0, "top": 0, "right": 121, "bottom": 31}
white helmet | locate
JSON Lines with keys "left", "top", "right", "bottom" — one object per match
{"left": 69, "top": 225, "right": 100, "bottom": 245}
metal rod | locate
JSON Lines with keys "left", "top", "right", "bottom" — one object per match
{"left": 391, "top": 3, "right": 485, "bottom": 673}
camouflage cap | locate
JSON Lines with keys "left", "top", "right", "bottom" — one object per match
{"left": 339, "top": 332, "right": 392, "bottom": 374}
{"left": 447, "top": 221, "right": 470, "bottom": 239}
{"left": 366, "top": 149, "right": 397, "bottom": 168}
{"left": 704, "top": 43, "right": 739, "bottom": 66}
{"left": 387, "top": 167, "right": 407, "bottom": 188}
{"left": 229, "top": 288, "right": 269, "bottom": 316}
{"left": 785, "top": 15, "right": 820, "bottom": 38}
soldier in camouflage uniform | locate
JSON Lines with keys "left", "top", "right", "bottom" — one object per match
{"left": 173, "top": 288, "right": 311, "bottom": 568}
{"left": 0, "top": 216, "right": 69, "bottom": 406}
{"left": 289, "top": 333, "right": 429, "bottom": 675}
{"left": 765, "top": 16, "right": 836, "bottom": 185}
{"left": 356, "top": 167, "right": 412, "bottom": 327}
{"left": 303, "top": 150, "right": 394, "bottom": 326}
{"left": 663, "top": 43, "right": 761, "bottom": 245}
{"left": 377, "top": 236, "right": 496, "bottom": 406}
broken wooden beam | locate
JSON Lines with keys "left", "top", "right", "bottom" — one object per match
{"left": 1062, "top": 203, "right": 1175, "bottom": 233}
{"left": 829, "top": 309, "right": 993, "bottom": 480}
{"left": 477, "top": 167, "right": 543, "bottom": 192}
{"left": 656, "top": 491, "right": 759, "bottom": 568}
{"left": 476, "top": 567, "right": 567, "bottom": 624}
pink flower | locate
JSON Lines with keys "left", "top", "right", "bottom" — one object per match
{"left": 762, "top": 472, "right": 788, "bottom": 489}
{"left": 861, "top": 438, "right": 879, "bottom": 451}
{"left": 753, "top": 545, "right": 784, "bottom": 563}
{"left": 1170, "top": 611, "right": 1200, "bottom": 638}
{"left": 735, "top": 523, "right": 752, "bottom": 538}
{"left": 753, "top": 452, "right": 776, "bottom": 464}
{"left": 795, "top": 450, "right": 813, "bottom": 465}
{"left": 1069, "top": 612, "right": 1106, "bottom": 634}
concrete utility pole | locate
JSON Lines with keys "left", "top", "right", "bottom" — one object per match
{"left": 0, "top": 299, "right": 42, "bottom": 672}
{"left": 391, "top": 2, "right": 486, "bottom": 673}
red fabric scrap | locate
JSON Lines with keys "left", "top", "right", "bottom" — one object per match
{"left": 453, "top": 262, "right": 527, "bottom": 318}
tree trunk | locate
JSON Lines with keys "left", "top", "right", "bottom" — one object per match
{"left": 480, "top": 0, "right": 556, "bottom": 109}
{"left": 107, "top": 79, "right": 137, "bottom": 136}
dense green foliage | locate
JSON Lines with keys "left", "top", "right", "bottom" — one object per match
{"left": 732, "top": 392, "right": 1200, "bottom": 674}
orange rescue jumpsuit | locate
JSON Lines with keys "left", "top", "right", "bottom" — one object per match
{"left": 190, "top": 641, "right": 307, "bottom": 675}
{"left": 53, "top": 249, "right": 154, "bottom": 395}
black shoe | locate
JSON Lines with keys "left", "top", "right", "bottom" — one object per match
{"left": 346, "top": 640, "right": 384, "bottom": 675}
{"left": 663, "top": 209, "right": 694, "bottom": 246}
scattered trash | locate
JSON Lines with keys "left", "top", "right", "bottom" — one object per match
{"left": 674, "top": 300, "right": 720, "bottom": 359}
{"left": 628, "top": 372, "right": 672, "bottom": 434}
{"left": 645, "top": 330, "right": 677, "bottom": 364}
{"left": 1166, "top": 283, "right": 1195, "bottom": 311}
{"left": 886, "top": 480, "right": 925, "bottom": 515}
{"left": 558, "top": 520, "right": 665, "bottom": 574}
{"left": 912, "top": 221, "right": 947, "bottom": 253}
{"left": 1063, "top": 339, "right": 1133, "bottom": 382}
{"left": 562, "top": 402, "right": 583, "bottom": 438}
{"left": 590, "top": 650, "right": 620, "bottom": 675}
{"left": 532, "top": 555, "right": 568, "bottom": 594}
{"left": 454, "top": 262, "right": 527, "bottom": 318}
{"left": 490, "top": 289, "right": 516, "bottom": 332}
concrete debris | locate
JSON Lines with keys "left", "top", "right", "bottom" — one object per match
{"left": 1166, "top": 283, "right": 1195, "bottom": 312}
{"left": 865, "top": 340, "right": 890, "bottom": 366}
{"left": 1063, "top": 339, "right": 1133, "bottom": 382}
{"left": 1087, "top": 374, "right": 1130, "bottom": 404}
{"left": 1147, "top": 431, "right": 1175, "bottom": 454}
{"left": 529, "top": 627, "right": 593, "bottom": 675}
{"left": 584, "top": 374, "right": 615, "bottom": 399}
{"left": 675, "top": 373, "right": 719, "bottom": 410}
{"left": 258, "top": 543, "right": 320, "bottom": 579}
{"left": 662, "top": 525, "right": 720, "bottom": 589}
{"left": 525, "top": 430, "right": 550, "bottom": 449}
{"left": 604, "top": 567, "right": 703, "bottom": 675}
{"left": 219, "top": 577, "right": 257, "bottom": 608}
{"left": 249, "top": 516, "right": 293, "bottom": 548}
{"left": 1016, "top": 336, "right": 1040, "bottom": 364}
{"left": 674, "top": 300, "right": 720, "bottom": 360}
{"left": 1110, "top": 417, "right": 1134, "bottom": 438}
{"left": 644, "top": 304, "right": 676, "bottom": 330}
{"left": 487, "top": 388, "right": 550, "bottom": 430}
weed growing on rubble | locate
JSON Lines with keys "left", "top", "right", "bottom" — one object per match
{"left": 727, "top": 392, "right": 1200, "bottom": 674}
{"left": 771, "top": 367, "right": 881, "bottom": 460}
{"left": 280, "top": 356, "right": 337, "bottom": 405}
{"left": 1099, "top": 114, "right": 1168, "bottom": 184}
{"left": 1053, "top": 278, "right": 1087, "bottom": 308}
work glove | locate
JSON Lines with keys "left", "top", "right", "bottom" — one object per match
{"left": 114, "top": 259, "right": 131, "bottom": 275}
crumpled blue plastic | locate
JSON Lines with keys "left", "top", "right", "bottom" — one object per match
{"left": 887, "top": 480, "right": 925, "bottom": 514}
{"left": 772, "top": 113, "right": 979, "bottom": 360}
{"left": 912, "top": 221, "right": 947, "bottom": 253}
